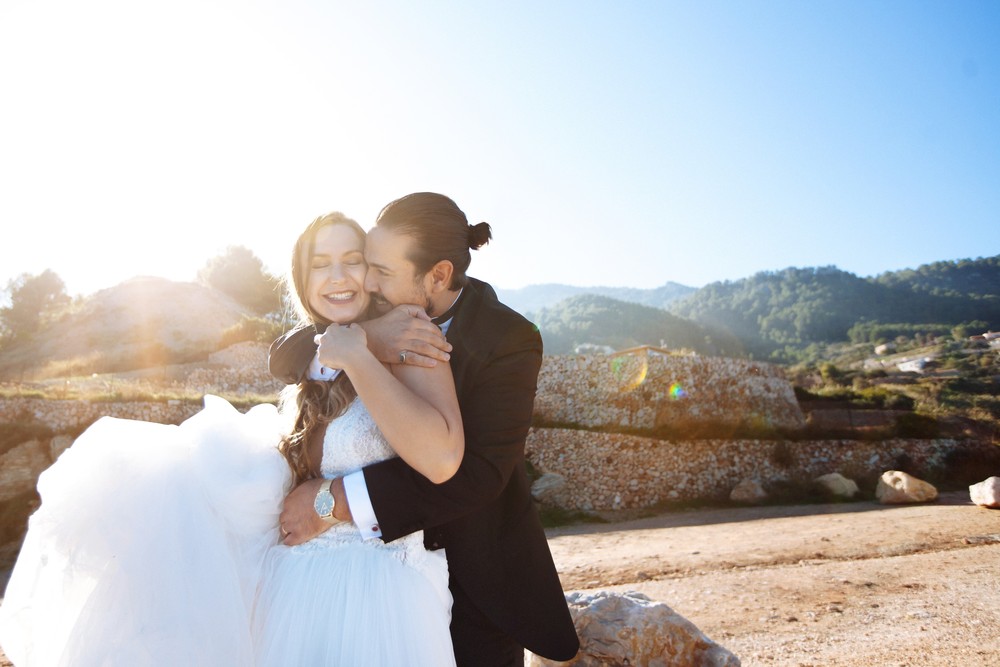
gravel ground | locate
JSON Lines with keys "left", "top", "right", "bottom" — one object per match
{"left": 2, "top": 492, "right": 998, "bottom": 666}
{"left": 546, "top": 491, "right": 1000, "bottom": 666}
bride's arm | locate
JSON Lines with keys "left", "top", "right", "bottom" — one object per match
{"left": 318, "top": 324, "right": 464, "bottom": 484}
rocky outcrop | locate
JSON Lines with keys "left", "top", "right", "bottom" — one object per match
{"left": 969, "top": 476, "right": 1000, "bottom": 508}
{"left": 876, "top": 470, "right": 938, "bottom": 504}
{"left": 527, "top": 591, "right": 740, "bottom": 666}
{"left": 535, "top": 353, "right": 804, "bottom": 433}
{"left": 0, "top": 277, "right": 252, "bottom": 380}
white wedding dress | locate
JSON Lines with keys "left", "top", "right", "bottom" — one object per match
{"left": 251, "top": 396, "right": 454, "bottom": 666}
{"left": 0, "top": 395, "right": 454, "bottom": 667}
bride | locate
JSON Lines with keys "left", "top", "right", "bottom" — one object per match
{"left": 0, "top": 212, "right": 463, "bottom": 666}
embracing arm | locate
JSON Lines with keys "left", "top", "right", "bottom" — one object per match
{"left": 319, "top": 324, "right": 464, "bottom": 483}
{"left": 268, "top": 325, "right": 321, "bottom": 385}
{"left": 278, "top": 323, "right": 464, "bottom": 546}
{"left": 267, "top": 306, "right": 453, "bottom": 385}
{"left": 363, "top": 323, "right": 542, "bottom": 542}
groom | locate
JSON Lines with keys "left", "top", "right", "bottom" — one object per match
{"left": 270, "top": 192, "right": 579, "bottom": 666}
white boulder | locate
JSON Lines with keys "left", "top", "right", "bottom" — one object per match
{"left": 814, "top": 472, "right": 859, "bottom": 498}
{"left": 527, "top": 590, "right": 740, "bottom": 666}
{"left": 875, "top": 470, "right": 938, "bottom": 504}
{"left": 969, "top": 476, "right": 1000, "bottom": 508}
{"left": 531, "top": 473, "right": 567, "bottom": 503}
{"left": 729, "top": 479, "right": 767, "bottom": 504}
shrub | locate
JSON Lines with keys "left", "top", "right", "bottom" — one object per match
{"left": 220, "top": 316, "right": 285, "bottom": 348}
{"left": 894, "top": 413, "right": 941, "bottom": 438}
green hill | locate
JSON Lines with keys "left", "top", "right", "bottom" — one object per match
{"left": 667, "top": 257, "right": 1000, "bottom": 360}
{"left": 496, "top": 281, "right": 696, "bottom": 316}
{"left": 532, "top": 294, "right": 743, "bottom": 356}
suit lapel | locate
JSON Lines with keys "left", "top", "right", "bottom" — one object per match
{"left": 445, "top": 278, "right": 487, "bottom": 397}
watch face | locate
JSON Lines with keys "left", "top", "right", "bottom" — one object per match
{"left": 314, "top": 491, "right": 334, "bottom": 518}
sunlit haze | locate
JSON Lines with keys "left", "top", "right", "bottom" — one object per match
{"left": 1, "top": 0, "right": 997, "bottom": 298}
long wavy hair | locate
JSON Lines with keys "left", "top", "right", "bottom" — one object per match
{"left": 278, "top": 212, "right": 373, "bottom": 485}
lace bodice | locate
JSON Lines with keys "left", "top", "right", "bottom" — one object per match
{"left": 292, "top": 398, "right": 428, "bottom": 558}
{"left": 320, "top": 397, "right": 395, "bottom": 478}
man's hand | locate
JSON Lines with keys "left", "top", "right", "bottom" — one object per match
{"left": 360, "top": 304, "right": 452, "bottom": 367}
{"left": 279, "top": 477, "right": 353, "bottom": 546}
{"left": 279, "top": 478, "right": 332, "bottom": 546}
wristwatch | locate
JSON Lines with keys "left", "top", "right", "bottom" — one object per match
{"left": 313, "top": 480, "right": 338, "bottom": 524}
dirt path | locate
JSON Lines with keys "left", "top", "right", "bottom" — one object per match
{"left": 546, "top": 491, "right": 1000, "bottom": 666}
{"left": 2, "top": 492, "right": 998, "bottom": 666}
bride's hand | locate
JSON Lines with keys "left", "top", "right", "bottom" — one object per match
{"left": 315, "top": 323, "right": 369, "bottom": 372}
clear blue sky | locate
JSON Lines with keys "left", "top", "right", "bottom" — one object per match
{"left": 1, "top": 0, "right": 997, "bottom": 298}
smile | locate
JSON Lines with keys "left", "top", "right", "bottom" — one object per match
{"left": 323, "top": 291, "right": 356, "bottom": 303}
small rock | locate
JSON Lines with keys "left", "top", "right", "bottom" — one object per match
{"left": 814, "top": 472, "right": 859, "bottom": 498}
{"left": 531, "top": 473, "right": 567, "bottom": 502}
{"left": 730, "top": 478, "right": 767, "bottom": 504}
{"left": 875, "top": 470, "right": 938, "bottom": 504}
{"left": 969, "top": 476, "right": 1000, "bottom": 508}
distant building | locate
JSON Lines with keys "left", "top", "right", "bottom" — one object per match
{"left": 612, "top": 345, "right": 673, "bottom": 358}
{"left": 573, "top": 343, "right": 616, "bottom": 355}
{"left": 874, "top": 342, "right": 896, "bottom": 355}
{"left": 897, "top": 357, "right": 931, "bottom": 374}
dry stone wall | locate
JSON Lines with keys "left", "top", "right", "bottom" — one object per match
{"left": 526, "top": 428, "right": 982, "bottom": 511}
{"left": 0, "top": 348, "right": 986, "bottom": 515}
{"left": 0, "top": 396, "right": 203, "bottom": 434}
{"left": 536, "top": 352, "right": 805, "bottom": 432}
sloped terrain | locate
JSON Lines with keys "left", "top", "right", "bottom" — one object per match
{"left": 0, "top": 277, "right": 251, "bottom": 380}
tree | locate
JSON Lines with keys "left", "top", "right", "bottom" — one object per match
{"left": 0, "top": 270, "right": 70, "bottom": 345}
{"left": 198, "top": 246, "right": 282, "bottom": 315}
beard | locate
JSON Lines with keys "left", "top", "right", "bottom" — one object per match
{"left": 370, "top": 292, "right": 393, "bottom": 315}
{"left": 370, "top": 283, "right": 433, "bottom": 316}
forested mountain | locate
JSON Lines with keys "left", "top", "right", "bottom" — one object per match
{"left": 532, "top": 294, "right": 744, "bottom": 356}
{"left": 524, "top": 256, "right": 999, "bottom": 361}
{"left": 872, "top": 256, "right": 1000, "bottom": 298}
{"left": 668, "top": 257, "right": 1000, "bottom": 359}
{"left": 496, "top": 281, "right": 695, "bottom": 316}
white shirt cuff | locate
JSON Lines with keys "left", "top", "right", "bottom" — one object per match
{"left": 343, "top": 470, "right": 382, "bottom": 539}
{"left": 307, "top": 352, "right": 340, "bottom": 381}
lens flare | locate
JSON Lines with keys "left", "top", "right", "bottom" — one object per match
{"left": 610, "top": 355, "right": 648, "bottom": 392}
{"left": 668, "top": 382, "right": 686, "bottom": 400}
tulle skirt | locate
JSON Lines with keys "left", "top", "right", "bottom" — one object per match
{"left": 253, "top": 528, "right": 455, "bottom": 666}
{"left": 0, "top": 395, "right": 455, "bottom": 666}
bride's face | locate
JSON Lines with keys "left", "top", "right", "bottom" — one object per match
{"left": 306, "top": 223, "right": 370, "bottom": 324}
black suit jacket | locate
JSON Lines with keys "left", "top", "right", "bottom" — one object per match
{"left": 268, "top": 277, "right": 579, "bottom": 661}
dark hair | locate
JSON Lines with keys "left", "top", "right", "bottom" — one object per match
{"left": 375, "top": 192, "right": 491, "bottom": 289}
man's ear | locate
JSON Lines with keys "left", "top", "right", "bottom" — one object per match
{"left": 427, "top": 260, "right": 455, "bottom": 293}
